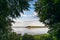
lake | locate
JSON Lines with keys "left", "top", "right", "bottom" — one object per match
{"left": 12, "top": 28, "right": 49, "bottom": 36}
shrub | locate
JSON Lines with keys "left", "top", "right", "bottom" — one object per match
{"left": 22, "top": 34, "right": 34, "bottom": 40}
{"left": 0, "top": 32, "right": 20, "bottom": 40}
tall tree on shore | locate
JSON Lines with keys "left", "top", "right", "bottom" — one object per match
{"left": 35, "top": 0, "right": 60, "bottom": 40}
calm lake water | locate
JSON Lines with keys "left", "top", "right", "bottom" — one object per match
{"left": 12, "top": 28, "right": 49, "bottom": 36}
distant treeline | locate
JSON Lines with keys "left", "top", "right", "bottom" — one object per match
{"left": 12, "top": 26, "right": 48, "bottom": 28}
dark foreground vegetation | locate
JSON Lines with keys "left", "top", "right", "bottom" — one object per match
{"left": 35, "top": 0, "right": 60, "bottom": 40}
{"left": 0, "top": 0, "right": 60, "bottom": 40}
{"left": 19, "top": 34, "right": 57, "bottom": 40}
{"left": 0, "top": 33, "right": 57, "bottom": 40}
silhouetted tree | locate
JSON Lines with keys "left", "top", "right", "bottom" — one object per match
{"left": 0, "top": 0, "right": 31, "bottom": 40}
{"left": 35, "top": 0, "right": 60, "bottom": 40}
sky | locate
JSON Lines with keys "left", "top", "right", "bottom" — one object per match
{"left": 12, "top": 0, "right": 45, "bottom": 27}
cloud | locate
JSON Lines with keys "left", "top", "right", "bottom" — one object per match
{"left": 12, "top": 12, "right": 45, "bottom": 27}
{"left": 12, "top": 0, "right": 45, "bottom": 27}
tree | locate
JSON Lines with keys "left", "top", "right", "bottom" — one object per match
{"left": 0, "top": 0, "right": 31, "bottom": 40}
{"left": 35, "top": 0, "right": 60, "bottom": 40}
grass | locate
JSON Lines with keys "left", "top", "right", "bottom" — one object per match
{"left": 33, "top": 34, "right": 50, "bottom": 40}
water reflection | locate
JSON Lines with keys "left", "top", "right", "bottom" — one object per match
{"left": 12, "top": 28, "right": 49, "bottom": 35}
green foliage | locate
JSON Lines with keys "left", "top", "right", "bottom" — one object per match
{"left": 48, "top": 23, "right": 60, "bottom": 40}
{"left": 0, "top": 0, "right": 30, "bottom": 28}
{"left": 35, "top": 0, "right": 60, "bottom": 40}
{"left": 21, "top": 34, "right": 56, "bottom": 40}
{"left": 0, "top": 0, "right": 30, "bottom": 31}
{"left": 0, "top": 32, "right": 20, "bottom": 40}
{"left": 0, "top": 0, "right": 31, "bottom": 40}
{"left": 35, "top": 0, "right": 60, "bottom": 25}
{"left": 22, "top": 34, "right": 34, "bottom": 40}
{"left": 34, "top": 34, "right": 53, "bottom": 40}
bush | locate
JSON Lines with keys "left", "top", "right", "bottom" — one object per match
{"left": 39, "top": 34, "right": 53, "bottom": 40}
{"left": 22, "top": 34, "right": 34, "bottom": 40}
{"left": 0, "top": 32, "right": 20, "bottom": 40}
{"left": 34, "top": 34, "right": 56, "bottom": 40}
